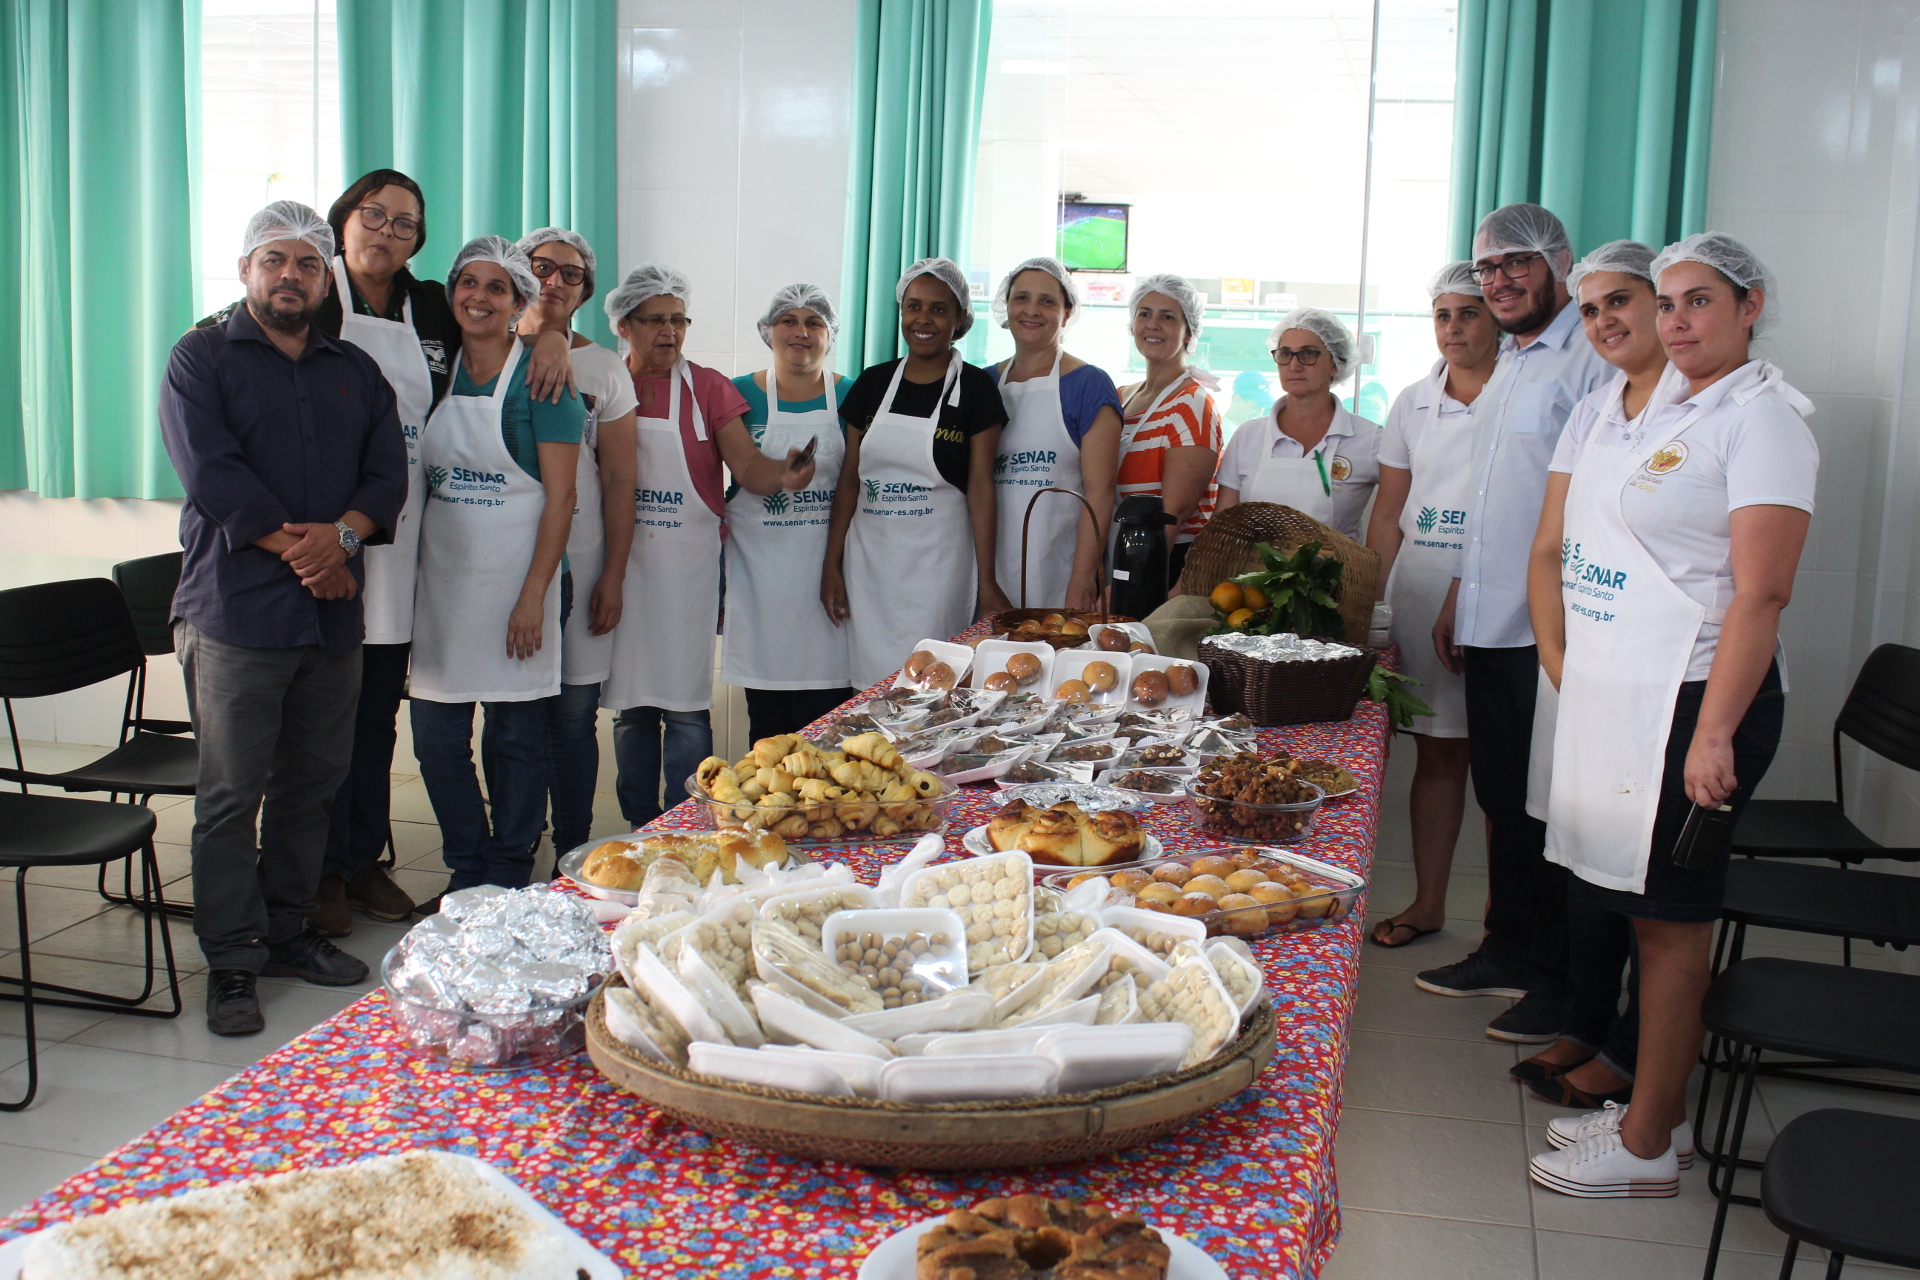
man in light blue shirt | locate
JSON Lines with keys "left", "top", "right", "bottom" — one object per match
{"left": 1416, "top": 204, "right": 1611, "bottom": 1045}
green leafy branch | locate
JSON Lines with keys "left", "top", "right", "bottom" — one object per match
{"left": 1367, "top": 664, "right": 1435, "bottom": 730}
{"left": 1208, "top": 539, "right": 1347, "bottom": 640}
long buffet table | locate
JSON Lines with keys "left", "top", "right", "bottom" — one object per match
{"left": 0, "top": 657, "right": 1392, "bottom": 1280}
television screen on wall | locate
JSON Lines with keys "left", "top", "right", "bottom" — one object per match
{"left": 1057, "top": 202, "right": 1129, "bottom": 272}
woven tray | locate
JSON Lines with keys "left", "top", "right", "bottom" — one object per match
{"left": 1176, "top": 503, "right": 1379, "bottom": 645}
{"left": 1200, "top": 640, "right": 1379, "bottom": 726}
{"left": 586, "top": 986, "right": 1277, "bottom": 1169}
{"left": 988, "top": 609, "right": 1139, "bottom": 651}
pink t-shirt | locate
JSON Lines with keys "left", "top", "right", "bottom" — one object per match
{"left": 630, "top": 361, "right": 751, "bottom": 519}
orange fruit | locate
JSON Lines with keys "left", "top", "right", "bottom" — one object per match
{"left": 1241, "top": 585, "right": 1269, "bottom": 611}
{"left": 1226, "top": 607, "right": 1256, "bottom": 628}
{"left": 1210, "top": 582, "right": 1244, "bottom": 613}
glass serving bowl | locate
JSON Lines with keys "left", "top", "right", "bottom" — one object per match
{"left": 682, "top": 772, "right": 959, "bottom": 845}
{"left": 1040, "top": 850, "right": 1361, "bottom": 940}
{"left": 381, "top": 945, "right": 602, "bottom": 1071}
{"left": 1182, "top": 775, "right": 1325, "bottom": 844}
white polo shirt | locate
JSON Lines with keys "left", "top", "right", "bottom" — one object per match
{"left": 1451, "top": 300, "right": 1612, "bottom": 648}
{"left": 1380, "top": 358, "right": 1472, "bottom": 470}
{"left": 1552, "top": 359, "right": 1817, "bottom": 680}
{"left": 1217, "top": 399, "right": 1382, "bottom": 538}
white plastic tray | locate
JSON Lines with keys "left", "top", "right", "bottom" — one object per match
{"left": 689, "top": 1041, "right": 851, "bottom": 1096}
{"left": 0, "top": 1153, "right": 622, "bottom": 1278}
{"left": 962, "top": 824, "right": 1163, "bottom": 865}
{"left": 1124, "top": 653, "right": 1210, "bottom": 714}
{"left": 892, "top": 637, "right": 975, "bottom": 691}
{"left": 877, "top": 1052, "right": 1059, "bottom": 1103}
{"left": 969, "top": 637, "right": 1056, "bottom": 693}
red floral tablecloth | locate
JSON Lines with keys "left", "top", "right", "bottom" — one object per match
{"left": 0, "top": 665, "right": 1391, "bottom": 1279}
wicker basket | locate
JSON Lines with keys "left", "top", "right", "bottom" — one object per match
{"left": 987, "top": 609, "right": 1139, "bottom": 651}
{"left": 586, "top": 985, "right": 1277, "bottom": 1169}
{"left": 1200, "top": 638, "right": 1380, "bottom": 726}
{"left": 1176, "top": 503, "right": 1380, "bottom": 645}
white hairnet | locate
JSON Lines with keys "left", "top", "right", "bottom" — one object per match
{"left": 1267, "top": 307, "right": 1358, "bottom": 385}
{"left": 604, "top": 262, "right": 691, "bottom": 327}
{"left": 445, "top": 235, "right": 540, "bottom": 313}
{"left": 1128, "top": 273, "right": 1206, "bottom": 349}
{"left": 1426, "top": 260, "right": 1484, "bottom": 301}
{"left": 1567, "top": 239, "right": 1657, "bottom": 300}
{"left": 242, "top": 200, "right": 335, "bottom": 260}
{"left": 1472, "top": 202, "right": 1573, "bottom": 280}
{"left": 992, "top": 256, "right": 1078, "bottom": 330}
{"left": 516, "top": 226, "right": 597, "bottom": 301}
{"left": 757, "top": 282, "right": 838, "bottom": 345}
{"left": 895, "top": 257, "right": 974, "bottom": 337}
{"left": 1651, "top": 232, "right": 1774, "bottom": 337}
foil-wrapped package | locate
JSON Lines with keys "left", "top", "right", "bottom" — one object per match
{"left": 1202, "top": 632, "right": 1365, "bottom": 663}
{"left": 383, "top": 885, "right": 611, "bottom": 1069}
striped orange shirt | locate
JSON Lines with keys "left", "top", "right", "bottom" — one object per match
{"left": 1117, "top": 374, "right": 1222, "bottom": 543}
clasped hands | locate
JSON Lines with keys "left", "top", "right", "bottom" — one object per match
{"left": 278, "top": 522, "right": 356, "bottom": 600}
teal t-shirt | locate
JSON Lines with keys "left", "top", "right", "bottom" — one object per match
{"left": 452, "top": 354, "right": 585, "bottom": 482}
{"left": 727, "top": 372, "right": 853, "bottom": 502}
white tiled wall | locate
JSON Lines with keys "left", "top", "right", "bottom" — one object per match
{"left": 1709, "top": 0, "right": 1920, "bottom": 957}
{"left": 616, "top": 0, "right": 858, "bottom": 378}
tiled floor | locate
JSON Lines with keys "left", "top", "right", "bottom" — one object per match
{"left": 1325, "top": 741, "right": 1920, "bottom": 1279}
{"left": 0, "top": 733, "right": 1913, "bottom": 1278}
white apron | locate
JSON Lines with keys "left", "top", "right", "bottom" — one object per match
{"left": 1543, "top": 399, "right": 1715, "bottom": 893}
{"left": 843, "top": 353, "right": 975, "bottom": 688}
{"left": 410, "top": 342, "right": 562, "bottom": 703}
{"left": 1384, "top": 364, "right": 1475, "bottom": 738}
{"left": 993, "top": 351, "right": 1080, "bottom": 607}
{"left": 720, "top": 369, "right": 850, "bottom": 689}
{"left": 334, "top": 257, "right": 434, "bottom": 646}
{"left": 601, "top": 360, "right": 723, "bottom": 713}
{"left": 560, "top": 369, "right": 613, "bottom": 685}
{"left": 1242, "top": 406, "right": 1337, "bottom": 526}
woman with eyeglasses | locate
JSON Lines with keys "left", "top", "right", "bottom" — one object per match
{"left": 1213, "top": 307, "right": 1380, "bottom": 537}
{"left": 599, "top": 265, "right": 814, "bottom": 827}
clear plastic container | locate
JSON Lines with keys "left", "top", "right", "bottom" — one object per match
{"left": 1042, "top": 851, "right": 1362, "bottom": 941}
{"left": 878, "top": 1052, "right": 1060, "bottom": 1103}
{"left": 900, "top": 851, "right": 1036, "bottom": 970}
{"left": 821, "top": 907, "right": 968, "bottom": 1006}
{"left": 1183, "top": 775, "right": 1325, "bottom": 844}
{"left": 749, "top": 984, "right": 893, "bottom": 1059}
{"left": 1038, "top": 1022, "right": 1191, "bottom": 1092}
{"left": 688, "top": 1042, "right": 851, "bottom": 1096}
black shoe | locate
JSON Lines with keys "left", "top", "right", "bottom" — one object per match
{"left": 1486, "top": 990, "right": 1565, "bottom": 1044}
{"left": 262, "top": 924, "right": 370, "bottom": 987}
{"left": 206, "top": 969, "right": 264, "bottom": 1036}
{"left": 1414, "top": 952, "right": 1528, "bottom": 999}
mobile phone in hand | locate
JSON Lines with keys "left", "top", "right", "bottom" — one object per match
{"left": 794, "top": 436, "right": 818, "bottom": 468}
{"left": 1669, "top": 802, "right": 1734, "bottom": 870}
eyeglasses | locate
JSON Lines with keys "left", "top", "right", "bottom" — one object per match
{"left": 628, "top": 315, "right": 691, "bottom": 330}
{"left": 530, "top": 257, "right": 586, "bottom": 286}
{"left": 355, "top": 205, "right": 420, "bottom": 240}
{"left": 1472, "top": 252, "right": 1543, "bottom": 284}
{"left": 1273, "top": 346, "right": 1326, "bottom": 366}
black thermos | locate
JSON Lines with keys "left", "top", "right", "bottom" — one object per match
{"left": 1110, "top": 494, "right": 1178, "bottom": 618}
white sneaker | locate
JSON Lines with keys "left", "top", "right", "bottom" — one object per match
{"left": 1529, "top": 1131, "right": 1680, "bottom": 1198}
{"left": 1546, "top": 1101, "right": 1694, "bottom": 1169}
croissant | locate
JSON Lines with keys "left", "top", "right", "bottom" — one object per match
{"left": 753, "top": 735, "right": 803, "bottom": 769}
{"left": 738, "top": 777, "right": 768, "bottom": 801}
{"left": 869, "top": 812, "right": 903, "bottom": 839}
{"left": 829, "top": 759, "right": 891, "bottom": 793}
{"left": 840, "top": 800, "right": 877, "bottom": 830}
{"left": 807, "top": 817, "right": 845, "bottom": 840}
{"left": 695, "top": 757, "right": 732, "bottom": 793}
{"left": 771, "top": 813, "right": 810, "bottom": 839}
{"left": 843, "top": 732, "right": 904, "bottom": 774}
{"left": 796, "top": 777, "right": 835, "bottom": 804}
{"left": 782, "top": 750, "right": 827, "bottom": 779}
{"left": 707, "top": 772, "right": 746, "bottom": 805}
{"left": 906, "top": 769, "right": 943, "bottom": 798}
{"left": 754, "top": 767, "right": 796, "bottom": 795}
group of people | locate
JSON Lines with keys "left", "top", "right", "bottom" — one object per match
{"left": 156, "top": 166, "right": 1812, "bottom": 1207}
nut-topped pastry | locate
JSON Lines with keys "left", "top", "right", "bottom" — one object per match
{"left": 916, "top": 1195, "right": 1171, "bottom": 1280}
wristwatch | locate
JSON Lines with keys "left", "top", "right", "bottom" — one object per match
{"left": 333, "top": 521, "right": 362, "bottom": 558}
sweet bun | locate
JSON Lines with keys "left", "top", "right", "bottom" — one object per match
{"left": 984, "top": 671, "right": 1018, "bottom": 692}
{"left": 1165, "top": 663, "right": 1200, "bottom": 697}
{"left": 1225, "top": 868, "right": 1271, "bottom": 894}
{"left": 1083, "top": 661, "right": 1119, "bottom": 693}
{"left": 1111, "top": 868, "right": 1156, "bottom": 893}
{"left": 1217, "top": 892, "right": 1267, "bottom": 934}
{"left": 1130, "top": 640, "right": 1154, "bottom": 653}
{"left": 1171, "top": 892, "right": 1217, "bottom": 918}
{"left": 1066, "top": 871, "right": 1107, "bottom": 890}
{"left": 922, "top": 661, "right": 956, "bottom": 690}
{"left": 1229, "top": 850, "right": 1264, "bottom": 870}
{"left": 1055, "top": 679, "right": 1091, "bottom": 704}
{"left": 1135, "top": 882, "right": 1181, "bottom": 905}
{"left": 904, "top": 650, "right": 936, "bottom": 681}
{"left": 1059, "top": 619, "right": 1088, "bottom": 636}
{"left": 1131, "top": 670, "right": 1170, "bottom": 707}
{"left": 580, "top": 843, "right": 647, "bottom": 891}
{"left": 1183, "top": 874, "right": 1231, "bottom": 899}
{"left": 1188, "top": 855, "right": 1236, "bottom": 879}
{"left": 1005, "top": 652, "right": 1043, "bottom": 685}
{"left": 1096, "top": 627, "right": 1131, "bottom": 652}
{"left": 1248, "top": 881, "right": 1295, "bottom": 906}
{"left": 1151, "top": 863, "right": 1193, "bottom": 886}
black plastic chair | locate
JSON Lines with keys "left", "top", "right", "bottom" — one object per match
{"left": 1754, "top": 1109, "right": 1920, "bottom": 1279}
{"left": 1695, "top": 959, "right": 1920, "bottom": 1280}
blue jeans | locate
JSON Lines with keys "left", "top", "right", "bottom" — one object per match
{"left": 613, "top": 706, "right": 711, "bottom": 827}
{"left": 412, "top": 698, "right": 548, "bottom": 891}
{"left": 544, "top": 681, "right": 603, "bottom": 852}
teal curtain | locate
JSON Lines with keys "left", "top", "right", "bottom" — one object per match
{"left": 0, "top": 1, "right": 196, "bottom": 499}
{"left": 1449, "top": 0, "right": 1716, "bottom": 259}
{"left": 339, "top": 0, "right": 618, "bottom": 343}
{"left": 841, "top": 0, "right": 992, "bottom": 369}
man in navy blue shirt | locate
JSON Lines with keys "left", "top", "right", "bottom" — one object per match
{"left": 159, "top": 201, "right": 407, "bottom": 1036}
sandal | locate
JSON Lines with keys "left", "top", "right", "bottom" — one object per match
{"left": 1368, "top": 917, "right": 1442, "bottom": 949}
{"left": 1525, "top": 1073, "right": 1633, "bottom": 1109}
